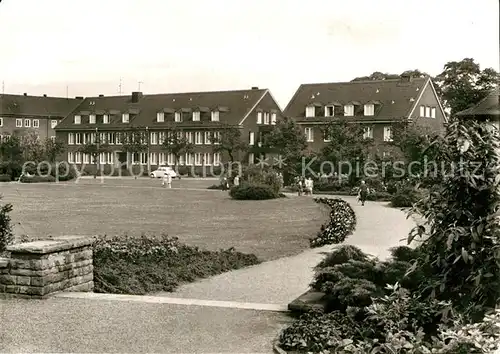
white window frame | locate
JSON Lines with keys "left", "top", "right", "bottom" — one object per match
{"left": 204, "top": 131, "right": 211, "bottom": 144}
{"left": 174, "top": 112, "right": 182, "bottom": 122}
{"left": 140, "top": 152, "right": 148, "bottom": 165}
{"left": 213, "top": 152, "right": 221, "bottom": 166}
{"left": 158, "top": 132, "right": 166, "bottom": 144}
{"left": 75, "top": 152, "right": 82, "bottom": 164}
{"left": 192, "top": 111, "right": 201, "bottom": 121}
{"left": 431, "top": 107, "right": 436, "bottom": 118}
{"left": 0, "top": 117, "right": 3, "bottom": 127}
{"left": 248, "top": 153, "right": 254, "bottom": 164}
{"left": 105, "top": 152, "right": 113, "bottom": 165}
{"left": 257, "top": 111, "right": 262, "bottom": 124}
{"left": 167, "top": 153, "right": 175, "bottom": 166}
{"left": 383, "top": 126, "right": 393, "bottom": 142}
{"left": 68, "top": 152, "right": 75, "bottom": 163}
{"left": 68, "top": 133, "right": 75, "bottom": 145}
{"left": 204, "top": 152, "right": 212, "bottom": 165}
{"left": 185, "top": 153, "right": 193, "bottom": 165}
{"left": 158, "top": 152, "right": 166, "bottom": 165}
{"left": 24, "top": 119, "right": 31, "bottom": 128}
{"left": 305, "top": 127, "right": 314, "bottom": 142}
{"left": 99, "top": 152, "right": 106, "bottom": 164}
{"left": 263, "top": 112, "right": 270, "bottom": 125}
{"left": 89, "top": 114, "right": 96, "bottom": 124}
{"left": 103, "top": 115, "right": 110, "bottom": 124}
{"left": 211, "top": 111, "right": 219, "bottom": 122}
{"left": 150, "top": 152, "right": 157, "bottom": 165}
{"left": 74, "top": 115, "right": 81, "bottom": 124}
{"left": 271, "top": 113, "right": 277, "bottom": 125}
{"left": 195, "top": 132, "right": 203, "bottom": 145}
{"left": 325, "top": 106, "right": 335, "bottom": 117}
{"left": 75, "top": 133, "right": 82, "bottom": 145}
{"left": 15, "top": 119, "right": 22, "bottom": 127}
{"left": 425, "top": 107, "right": 431, "bottom": 118}
{"left": 185, "top": 131, "right": 193, "bottom": 144}
{"left": 363, "top": 126, "right": 373, "bottom": 139}
{"left": 194, "top": 152, "right": 202, "bottom": 166}
{"left": 419, "top": 106, "right": 425, "bottom": 117}
{"left": 150, "top": 132, "right": 158, "bottom": 145}
{"left": 51, "top": 120, "right": 58, "bottom": 129}
{"left": 323, "top": 130, "right": 331, "bottom": 142}
{"left": 249, "top": 132, "right": 255, "bottom": 145}
{"left": 122, "top": 113, "right": 129, "bottom": 123}
{"left": 344, "top": 105, "right": 354, "bottom": 116}
{"left": 212, "top": 131, "right": 220, "bottom": 145}
{"left": 305, "top": 106, "right": 315, "bottom": 118}
{"left": 32, "top": 119, "right": 39, "bottom": 128}
{"left": 364, "top": 104, "right": 375, "bottom": 116}
{"left": 157, "top": 112, "right": 165, "bottom": 122}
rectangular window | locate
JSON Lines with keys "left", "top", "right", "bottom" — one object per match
{"left": 150, "top": 132, "right": 158, "bottom": 145}
{"left": 33, "top": 119, "right": 40, "bottom": 128}
{"left": 157, "top": 112, "right": 164, "bottom": 122}
{"left": 89, "top": 114, "right": 96, "bottom": 124}
{"left": 158, "top": 153, "right": 166, "bottom": 165}
{"left": 213, "top": 152, "right": 221, "bottom": 166}
{"left": 103, "top": 115, "right": 110, "bottom": 124}
{"left": 364, "top": 104, "right": 374, "bottom": 116}
{"left": 157, "top": 131, "right": 165, "bottom": 144}
{"left": 68, "top": 152, "right": 75, "bottom": 163}
{"left": 363, "top": 126, "right": 373, "bottom": 139}
{"left": 419, "top": 105, "right": 425, "bottom": 117}
{"left": 271, "top": 113, "right": 277, "bottom": 125}
{"left": 105, "top": 152, "right": 113, "bottom": 165}
{"left": 184, "top": 131, "right": 193, "bottom": 144}
{"left": 185, "top": 153, "right": 193, "bottom": 165}
{"left": 249, "top": 132, "right": 255, "bottom": 145}
{"left": 192, "top": 111, "right": 201, "bottom": 121}
{"left": 122, "top": 113, "right": 129, "bottom": 123}
{"left": 150, "top": 152, "right": 157, "bottom": 165}
{"left": 305, "top": 127, "right": 314, "bottom": 142}
{"left": 0, "top": 117, "right": 3, "bottom": 127}
{"left": 166, "top": 153, "right": 174, "bottom": 166}
{"left": 263, "top": 112, "right": 270, "bottom": 125}
{"left": 212, "top": 131, "right": 220, "bottom": 144}
{"left": 305, "top": 106, "right": 315, "bottom": 118}
{"left": 257, "top": 112, "right": 262, "bottom": 124}
{"left": 24, "top": 119, "right": 31, "bottom": 127}
{"left": 174, "top": 112, "right": 182, "bottom": 122}
{"left": 204, "top": 131, "right": 211, "bottom": 144}
{"left": 323, "top": 130, "right": 331, "bottom": 142}
{"left": 425, "top": 107, "right": 431, "bottom": 118}
{"left": 99, "top": 152, "right": 105, "bottom": 164}
{"left": 75, "top": 133, "right": 82, "bottom": 145}
{"left": 204, "top": 152, "right": 212, "bottom": 165}
{"left": 51, "top": 120, "right": 58, "bottom": 129}
{"left": 344, "top": 105, "right": 354, "bottom": 116}
{"left": 16, "top": 119, "right": 22, "bottom": 127}
{"left": 383, "top": 126, "right": 393, "bottom": 142}
{"left": 325, "top": 106, "right": 334, "bottom": 117}
{"left": 248, "top": 153, "right": 254, "bottom": 164}
{"left": 195, "top": 132, "right": 203, "bottom": 145}
{"left": 82, "top": 153, "right": 89, "bottom": 164}
{"left": 68, "top": 133, "right": 75, "bottom": 145}
{"left": 74, "top": 115, "right": 81, "bottom": 124}
{"left": 75, "top": 152, "right": 82, "bottom": 164}
{"left": 431, "top": 107, "right": 436, "bottom": 118}
{"left": 194, "top": 153, "right": 202, "bottom": 166}
{"left": 140, "top": 152, "right": 148, "bottom": 165}
{"left": 211, "top": 111, "right": 219, "bottom": 121}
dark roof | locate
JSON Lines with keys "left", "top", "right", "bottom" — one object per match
{"left": 456, "top": 88, "right": 500, "bottom": 117}
{"left": 56, "top": 89, "right": 269, "bottom": 130}
{"left": 284, "top": 77, "right": 429, "bottom": 121}
{"left": 0, "top": 94, "right": 83, "bottom": 118}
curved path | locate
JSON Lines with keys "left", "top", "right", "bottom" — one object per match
{"left": 151, "top": 194, "right": 416, "bottom": 305}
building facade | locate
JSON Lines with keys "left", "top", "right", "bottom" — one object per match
{"left": 54, "top": 88, "right": 283, "bottom": 175}
{"left": 0, "top": 93, "right": 83, "bottom": 142}
{"left": 283, "top": 75, "right": 448, "bottom": 158}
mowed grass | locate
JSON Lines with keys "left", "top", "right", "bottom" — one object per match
{"left": 1, "top": 178, "right": 327, "bottom": 261}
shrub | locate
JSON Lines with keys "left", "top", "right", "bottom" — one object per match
{"left": 0, "top": 161, "right": 23, "bottom": 180}
{"left": 229, "top": 183, "right": 278, "bottom": 200}
{"left": 315, "top": 245, "right": 369, "bottom": 269}
{"left": 0, "top": 174, "right": 11, "bottom": 182}
{"left": 52, "top": 163, "right": 79, "bottom": 181}
{"left": 207, "top": 184, "right": 224, "bottom": 190}
{"left": 93, "top": 234, "right": 260, "bottom": 294}
{"left": 0, "top": 195, "right": 14, "bottom": 254}
{"left": 19, "top": 175, "right": 56, "bottom": 183}
{"left": 391, "top": 184, "right": 423, "bottom": 207}
{"left": 310, "top": 198, "right": 357, "bottom": 247}
{"left": 365, "top": 191, "right": 393, "bottom": 201}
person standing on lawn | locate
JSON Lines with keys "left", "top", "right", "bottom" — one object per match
{"left": 233, "top": 174, "right": 240, "bottom": 187}
{"left": 358, "top": 180, "right": 368, "bottom": 206}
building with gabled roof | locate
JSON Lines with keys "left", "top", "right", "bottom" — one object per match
{"left": 0, "top": 93, "right": 83, "bottom": 142}
{"left": 284, "top": 74, "right": 447, "bottom": 157}
{"left": 55, "top": 87, "right": 283, "bottom": 174}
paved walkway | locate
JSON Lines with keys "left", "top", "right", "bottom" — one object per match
{"left": 153, "top": 194, "right": 416, "bottom": 304}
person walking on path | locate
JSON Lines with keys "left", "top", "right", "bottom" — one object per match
{"left": 162, "top": 172, "right": 172, "bottom": 188}
{"left": 358, "top": 180, "right": 368, "bottom": 206}
{"left": 233, "top": 174, "right": 240, "bottom": 187}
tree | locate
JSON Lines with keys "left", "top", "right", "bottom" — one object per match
{"left": 264, "top": 117, "right": 307, "bottom": 181}
{"left": 321, "top": 119, "right": 373, "bottom": 184}
{"left": 121, "top": 128, "right": 148, "bottom": 166}
{"left": 351, "top": 70, "right": 428, "bottom": 82}
{"left": 20, "top": 131, "right": 45, "bottom": 162}
{"left": 161, "top": 127, "right": 193, "bottom": 170}
{"left": 0, "top": 195, "right": 13, "bottom": 253}
{"left": 77, "top": 141, "right": 110, "bottom": 177}
{"left": 211, "top": 124, "right": 247, "bottom": 163}
{"left": 0, "top": 135, "right": 23, "bottom": 163}
{"left": 434, "top": 58, "right": 500, "bottom": 115}
{"left": 43, "top": 138, "right": 65, "bottom": 163}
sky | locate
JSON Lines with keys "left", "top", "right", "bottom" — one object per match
{"left": 0, "top": 0, "right": 498, "bottom": 108}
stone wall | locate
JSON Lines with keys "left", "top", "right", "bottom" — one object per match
{"left": 0, "top": 236, "right": 94, "bottom": 299}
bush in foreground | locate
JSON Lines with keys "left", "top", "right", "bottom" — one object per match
{"left": 19, "top": 175, "right": 56, "bottom": 183}
{"left": 93, "top": 234, "right": 260, "bottom": 294}
{"left": 229, "top": 183, "right": 278, "bottom": 200}
{"left": 0, "top": 174, "right": 11, "bottom": 182}
{"left": 0, "top": 195, "right": 14, "bottom": 254}
{"left": 310, "top": 198, "right": 356, "bottom": 247}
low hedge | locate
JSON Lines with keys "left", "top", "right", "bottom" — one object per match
{"left": 0, "top": 174, "right": 11, "bottom": 182}
{"left": 229, "top": 183, "right": 278, "bottom": 200}
{"left": 310, "top": 198, "right": 357, "bottom": 247}
{"left": 93, "top": 234, "right": 261, "bottom": 295}
{"left": 19, "top": 175, "right": 56, "bottom": 183}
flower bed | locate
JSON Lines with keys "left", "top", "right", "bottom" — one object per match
{"left": 310, "top": 198, "right": 356, "bottom": 248}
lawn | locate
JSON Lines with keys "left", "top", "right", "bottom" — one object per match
{"left": 1, "top": 178, "right": 327, "bottom": 261}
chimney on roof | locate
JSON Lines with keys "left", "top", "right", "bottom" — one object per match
{"left": 251, "top": 86, "right": 259, "bottom": 90}
{"left": 43, "top": 94, "right": 47, "bottom": 97}
{"left": 23, "top": 93, "right": 27, "bottom": 96}
{"left": 99, "top": 94, "right": 104, "bottom": 97}
{"left": 131, "top": 91, "right": 143, "bottom": 103}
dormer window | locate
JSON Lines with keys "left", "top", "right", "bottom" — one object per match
{"left": 325, "top": 106, "right": 335, "bottom": 117}
{"left": 211, "top": 111, "right": 219, "bottom": 121}
{"left": 157, "top": 112, "right": 165, "bottom": 122}
{"left": 174, "top": 112, "right": 182, "bottom": 122}
{"left": 305, "top": 105, "right": 315, "bottom": 118}
{"left": 122, "top": 113, "right": 129, "bottom": 123}
{"left": 74, "top": 115, "right": 81, "bottom": 124}
{"left": 364, "top": 104, "right": 375, "bottom": 116}
{"left": 103, "top": 115, "right": 110, "bottom": 124}
{"left": 89, "top": 114, "right": 96, "bottom": 124}
{"left": 192, "top": 111, "right": 201, "bottom": 121}
{"left": 344, "top": 105, "right": 354, "bottom": 116}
